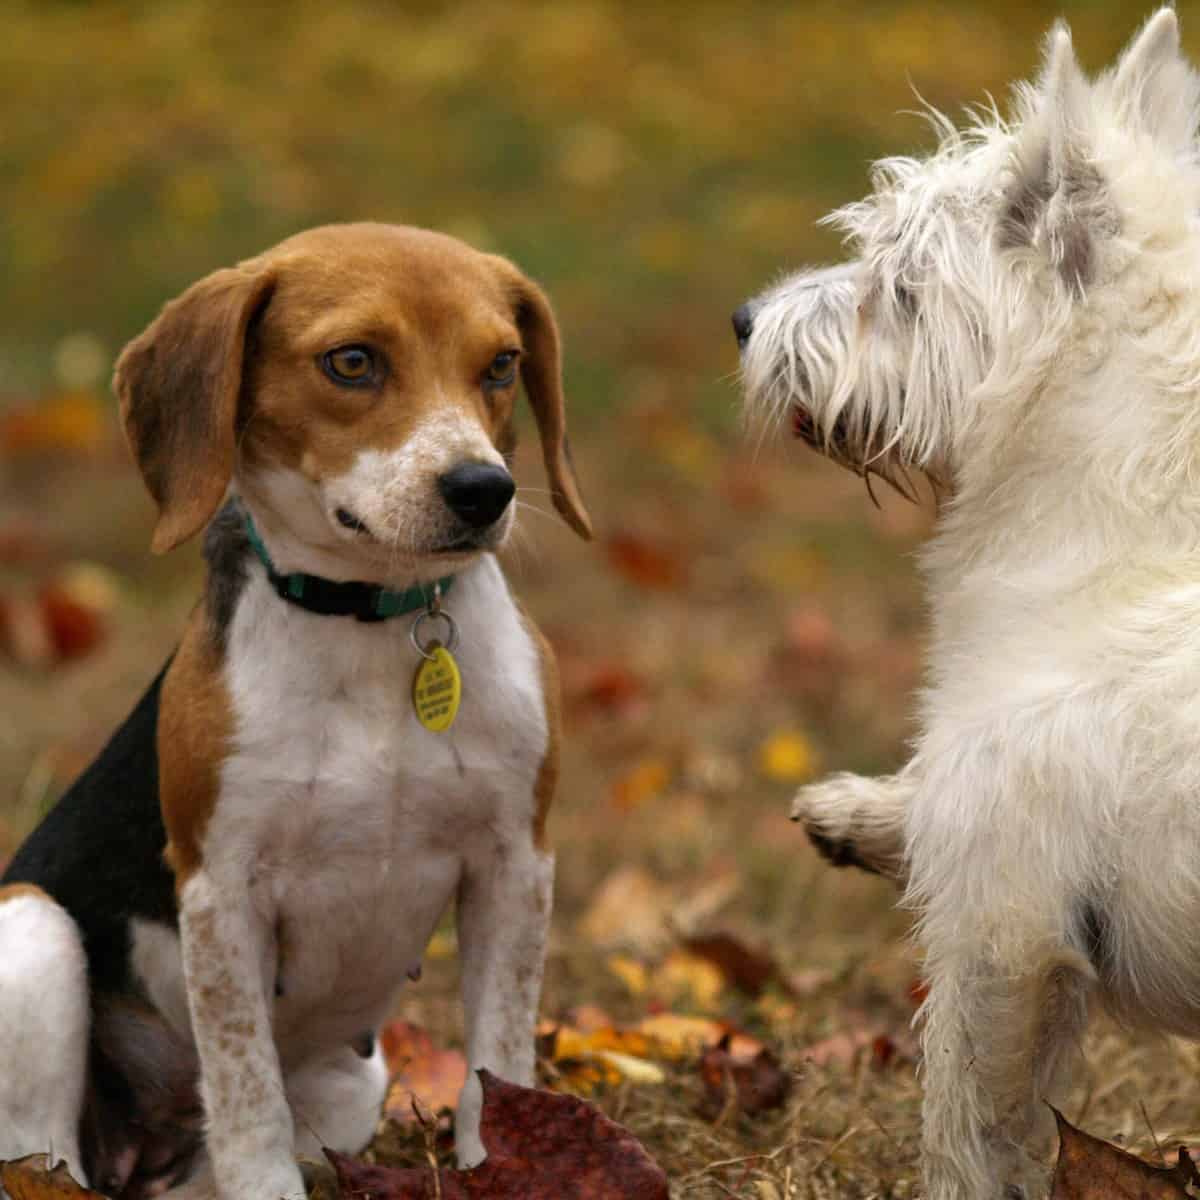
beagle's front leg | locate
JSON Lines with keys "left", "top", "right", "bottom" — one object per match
{"left": 179, "top": 870, "right": 305, "bottom": 1200}
{"left": 453, "top": 839, "right": 554, "bottom": 1168}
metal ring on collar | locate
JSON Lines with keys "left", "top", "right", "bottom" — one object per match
{"left": 410, "top": 608, "right": 460, "bottom": 660}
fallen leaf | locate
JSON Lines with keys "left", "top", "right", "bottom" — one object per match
{"left": 578, "top": 866, "right": 673, "bottom": 953}
{"left": 0, "top": 564, "right": 118, "bottom": 668}
{"left": 592, "top": 1050, "right": 665, "bottom": 1086}
{"left": 564, "top": 658, "right": 648, "bottom": 719}
{"left": 654, "top": 948, "right": 725, "bottom": 1010}
{"left": 327, "top": 1070, "right": 669, "bottom": 1198}
{"left": 0, "top": 1155, "right": 105, "bottom": 1198}
{"left": 610, "top": 757, "right": 671, "bottom": 812}
{"left": 698, "top": 1035, "right": 793, "bottom": 1119}
{"left": 682, "top": 931, "right": 779, "bottom": 998}
{"left": 39, "top": 584, "right": 105, "bottom": 661}
{"left": 1050, "top": 1109, "right": 1198, "bottom": 1200}
{"left": 606, "top": 954, "right": 649, "bottom": 996}
{"left": 801, "top": 1009, "right": 916, "bottom": 1070}
{"left": 563, "top": 1004, "right": 615, "bottom": 1033}
{"left": 800, "top": 1029, "right": 875, "bottom": 1068}
{"left": 379, "top": 1019, "right": 468, "bottom": 1124}
{"left": 605, "top": 532, "right": 685, "bottom": 591}
{"left": 635, "top": 1013, "right": 763, "bottom": 1061}
{"left": 757, "top": 729, "right": 818, "bottom": 783}
{"left": 0, "top": 390, "right": 108, "bottom": 457}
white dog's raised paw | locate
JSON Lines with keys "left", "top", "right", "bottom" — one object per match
{"left": 790, "top": 773, "right": 910, "bottom": 883}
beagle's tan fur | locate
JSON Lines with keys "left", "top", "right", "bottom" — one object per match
{"left": 0, "top": 223, "right": 590, "bottom": 1200}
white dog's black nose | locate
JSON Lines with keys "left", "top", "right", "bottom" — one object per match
{"left": 731, "top": 303, "right": 754, "bottom": 348}
{"left": 438, "top": 462, "right": 516, "bottom": 529}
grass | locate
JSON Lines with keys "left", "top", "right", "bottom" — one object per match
{"left": 4, "top": 2, "right": 1200, "bottom": 1196}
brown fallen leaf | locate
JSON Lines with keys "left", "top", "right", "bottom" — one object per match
{"left": 682, "top": 931, "right": 778, "bottom": 998}
{"left": 0, "top": 1155, "right": 105, "bottom": 1199}
{"left": 379, "top": 1019, "right": 468, "bottom": 1125}
{"left": 1050, "top": 1109, "right": 1198, "bottom": 1200}
{"left": 328, "top": 1069, "right": 669, "bottom": 1199}
{"left": 577, "top": 866, "right": 674, "bottom": 953}
{"left": 697, "top": 1034, "right": 793, "bottom": 1119}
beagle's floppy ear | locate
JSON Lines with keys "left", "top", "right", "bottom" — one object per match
{"left": 509, "top": 275, "right": 593, "bottom": 540}
{"left": 113, "top": 263, "right": 276, "bottom": 554}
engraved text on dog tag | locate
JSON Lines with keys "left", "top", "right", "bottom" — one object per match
{"left": 412, "top": 642, "right": 461, "bottom": 733}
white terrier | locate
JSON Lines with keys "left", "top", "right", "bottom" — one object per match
{"left": 736, "top": 11, "right": 1200, "bottom": 1199}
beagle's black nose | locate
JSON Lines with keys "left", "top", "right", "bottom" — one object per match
{"left": 438, "top": 462, "right": 516, "bottom": 529}
{"left": 731, "top": 303, "right": 755, "bottom": 348}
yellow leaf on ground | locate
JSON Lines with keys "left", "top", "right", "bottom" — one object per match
{"left": 655, "top": 949, "right": 725, "bottom": 1011}
{"left": 757, "top": 729, "right": 818, "bottom": 783}
{"left": 635, "top": 1013, "right": 764, "bottom": 1061}
{"left": 596, "top": 1049, "right": 665, "bottom": 1085}
{"left": 607, "top": 954, "right": 649, "bottom": 996}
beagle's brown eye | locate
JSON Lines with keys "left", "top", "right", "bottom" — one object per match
{"left": 321, "top": 345, "right": 377, "bottom": 386}
{"left": 484, "top": 350, "right": 519, "bottom": 388}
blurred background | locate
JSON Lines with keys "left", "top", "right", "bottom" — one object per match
{"left": 2, "top": 3, "right": 1197, "bottom": 1196}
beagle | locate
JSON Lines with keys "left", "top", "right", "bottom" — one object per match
{"left": 0, "top": 223, "right": 591, "bottom": 1200}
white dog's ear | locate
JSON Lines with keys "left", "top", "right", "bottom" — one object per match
{"left": 998, "top": 25, "right": 1109, "bottom": 296}
{"left": 1109, "top": 9, "right": 1198, "bottom": 150}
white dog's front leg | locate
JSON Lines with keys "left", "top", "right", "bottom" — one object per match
{"left": 179, "top": 871, "right": 304, "bottom": 1200}
{"left": 453, "top": 842, "right": 554, "bottom": 1168}
{"left": 792, "top": 768, "right": 914, "bottom": 882}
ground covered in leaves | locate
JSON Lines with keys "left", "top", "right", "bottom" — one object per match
{"left": 4, "top": 3, "right": 1200, "bottom": 1197}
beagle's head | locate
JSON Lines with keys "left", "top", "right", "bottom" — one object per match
{"left": 113, "top": 223, "right": 591, "bottom": 580}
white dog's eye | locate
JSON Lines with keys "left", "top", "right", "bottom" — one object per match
{"left": 484, "top": 350, "right": 520, "bottom": 388}
{"left": 321, "top": 345, "right": 379, "bottom": 387}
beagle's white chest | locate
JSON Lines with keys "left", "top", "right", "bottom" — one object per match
{"left": 210, "top": 556, "right": 549, "bottom": 1053}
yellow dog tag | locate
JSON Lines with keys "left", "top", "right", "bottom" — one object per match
{"left": 412, "top": 643, "right": 461, "bottom": 733}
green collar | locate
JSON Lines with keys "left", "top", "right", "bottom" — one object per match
{"left": 243, "top": 514, "right": 454, "bottom": 623}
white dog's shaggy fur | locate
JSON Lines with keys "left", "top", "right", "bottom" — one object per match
{"left": 736, "top": 10, "right": 1200, "bottom": 1199}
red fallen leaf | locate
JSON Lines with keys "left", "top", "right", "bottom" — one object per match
{"left": 1050, "top": 1108, "right": 1199, "bottom": 1200}
{"left": 0, "top": 1154, "right": 106, "bottom": 1198}
{"left": 681, "top": 931, "right": 778, "bottom": 998}
{"left": 379, "top": 1020, "right": 467, "bottom": 1125}
{"left": 568, "top": 660, "right": 647, "bottom": 718}
{"left": 870, "top": 1033, "right": 897, "bottom": 1068}
{"left": 604, "top": 533, "right": 685, "bottom": 591}
{"left": 39, "top": 585, "right": 104, "bottom": 661}
{"left": 327, "top": 1070, "right": 668, "bottom": 1199}
{"left": 697, "top": 1034, "right": 792, "bottom": 1119}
